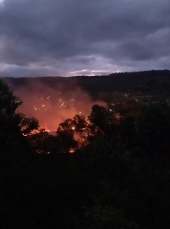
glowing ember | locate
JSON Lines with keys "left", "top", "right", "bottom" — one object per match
{"left": 15, "top": 83, "right": 105, "bottom": 134}
{"left": 69, "top": 148, "right": 75, "bottom": 153}
{"left": 23, "top": 128, "right": 51, "bottom": 136}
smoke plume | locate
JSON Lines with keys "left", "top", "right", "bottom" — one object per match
{"left": 7, "top": 78, "right": 103, "bottom": 130}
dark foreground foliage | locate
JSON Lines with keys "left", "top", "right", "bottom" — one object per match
{"left": 0, "top": 79, "right": 170, "bottom": 229}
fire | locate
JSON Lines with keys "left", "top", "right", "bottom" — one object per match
{"left": 23, "top": 128, "right": 52, "bottom": 136}
{"left": 69, "top": 148, "right": 75, "bottom": 153}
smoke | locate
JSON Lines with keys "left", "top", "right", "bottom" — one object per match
{"left": 7, "top": 78, "right": 104, "bottom": 130}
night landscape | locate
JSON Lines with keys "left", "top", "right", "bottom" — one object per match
{"left": 0, "top": 1, "right": 170, "bottom": 229}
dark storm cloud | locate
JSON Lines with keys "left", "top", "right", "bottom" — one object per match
{"left": 0, "top": 0, "right": 170, "bottom": 76}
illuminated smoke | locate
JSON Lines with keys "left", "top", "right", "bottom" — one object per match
{"left": 7, "top": 79, "right": 105, "bottom": 130}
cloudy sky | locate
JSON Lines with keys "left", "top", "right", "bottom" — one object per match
{"left": 0, "top": 0, "right": 170, "bottom": 77}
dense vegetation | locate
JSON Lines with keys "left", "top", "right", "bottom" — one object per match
{"left": 5, "top": 70, "right": 170, "bottom": 97}
{"left": 1, "top": 78, "right": 170, "bottom": 229}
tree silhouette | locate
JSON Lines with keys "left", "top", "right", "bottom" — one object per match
{"left": 56, "top": 119, "right": 78, "bottom": 153}
{"left": 137, "top": 102, "right": 170, "bottom": 166}
{"left": 0, "top": 80, "right": 39, "bottom": 167}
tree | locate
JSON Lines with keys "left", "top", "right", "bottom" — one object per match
{"left": 56, "top": 119, "right": 78, "bottom": 153}
{"left": 88, "top": 104, "right": 108, "bottom": 132}
{"left": 71, "top": 115, "right": 90, "bottom": 147}
{"left": 137, "top": 102, "right": 170, "bottom": 165}
{"left": 28, "top": 129, "right": 61, "bottom": 154}
{"left": 119, "top": 116, "right": 136, "bottom": 149}
{"left": 0, "top": 80, "right": 39, "bottom": 166}
{"left": 88, "top": 104, "right": 120, "bottom": 139}
{"left": 76, "top": 202, "right": 139, "bottom": 229}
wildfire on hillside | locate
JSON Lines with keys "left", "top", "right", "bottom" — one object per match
{"left": 12, "top": 81, "right": 104, "bottom": 130}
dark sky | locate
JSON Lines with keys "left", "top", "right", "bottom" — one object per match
{"left": 0, "top": 0, "right": 170, "bottom": 76}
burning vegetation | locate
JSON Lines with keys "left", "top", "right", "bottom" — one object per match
{"left": 1, "top": 77, "right": 170, "bottom": 229}
{"left": 10, "top": 80, "right": 104, "bottom": 131}
{"left": 1, "top": 78, "right": 148, "bottom": 155}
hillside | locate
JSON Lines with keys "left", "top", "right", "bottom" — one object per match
{"left": 3, "top": 70, "right": 170, "bottom": 96}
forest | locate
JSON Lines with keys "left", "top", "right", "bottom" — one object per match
{"left": 5, "top": 70, "right": 170, "bottom": 97}
{"left": 0, "top": 74, "right": 170, "bottom": 229}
